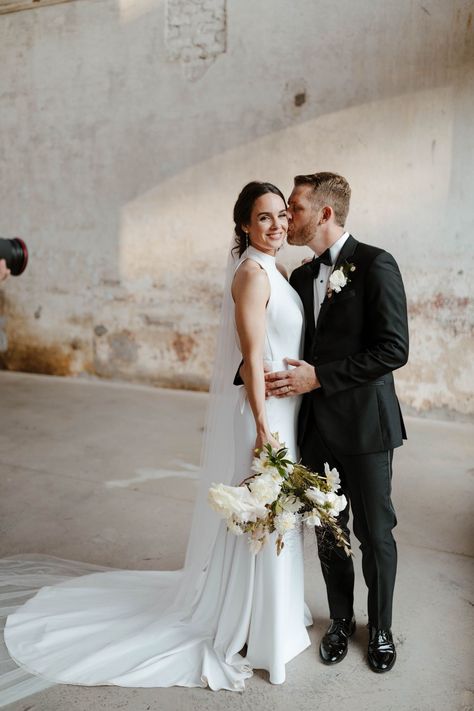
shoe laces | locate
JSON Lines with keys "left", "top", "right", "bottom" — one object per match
{"left": 328, "top": 618, "right": 353, "bottom": 638}
{"left": 369, "top": 628, "right": 393, "bottom": 650}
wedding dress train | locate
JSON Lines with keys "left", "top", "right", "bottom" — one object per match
{"left": 1, "top": 246, "right": 312, "bottom": 700}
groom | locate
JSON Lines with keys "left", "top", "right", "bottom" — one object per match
{"left": 266, "top": 172, "right": 408, "bottom": 673}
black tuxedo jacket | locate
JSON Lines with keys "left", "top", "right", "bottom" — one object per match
{"left": 291, "top": 235, "right": 409, "bottom": 456}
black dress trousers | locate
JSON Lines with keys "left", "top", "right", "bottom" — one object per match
{"left": 300, "top": 422, "right": 398, "bottom": 630}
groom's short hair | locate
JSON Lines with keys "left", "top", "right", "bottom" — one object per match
{"left": 294, "top": 172, "right": 351, "bottom": 227}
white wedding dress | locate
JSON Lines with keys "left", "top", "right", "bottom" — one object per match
{"left": 1, "top": 246, "right": 311, "bottom": 700}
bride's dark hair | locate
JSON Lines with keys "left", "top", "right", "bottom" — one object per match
{"left": 232, "top": 181, "right": 287, "bottom": 257}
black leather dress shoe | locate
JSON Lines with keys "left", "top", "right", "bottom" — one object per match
{"left": 319, "top": 617, "right": 356, "bottom": 664}
{"left": 367, "top": 626, "right": 397, "bottom": 673}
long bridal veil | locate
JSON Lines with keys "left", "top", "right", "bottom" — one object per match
{"left": 0, "top": 241, "right": 243, "bottom": 707}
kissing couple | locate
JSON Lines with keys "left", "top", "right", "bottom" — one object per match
{"left": 2, "top": 172, "right": 408, "bottom": 698}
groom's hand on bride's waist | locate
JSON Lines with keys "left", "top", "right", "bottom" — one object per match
{"left": 265, "top": 359, "right": 320, "bottom": 397}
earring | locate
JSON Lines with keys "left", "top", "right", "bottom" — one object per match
{"left": 245, "top": 232, "right": 249, "bottom": 251}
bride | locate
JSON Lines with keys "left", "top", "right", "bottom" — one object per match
{"left": 0, "top": 181, "right": 312, "bottom": 702}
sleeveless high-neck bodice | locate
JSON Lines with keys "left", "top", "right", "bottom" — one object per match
{"left": 234, "top": 246, "right": 304, "bottom": 369}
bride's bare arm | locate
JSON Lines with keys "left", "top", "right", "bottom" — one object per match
{"left": 232, "top": 261, "right": 279, "bottom": 452}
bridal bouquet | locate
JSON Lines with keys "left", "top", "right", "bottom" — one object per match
{"left": 208, "top": 442, "right": 352, "bottom": 557}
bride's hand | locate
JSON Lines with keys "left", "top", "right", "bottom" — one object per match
{"left": 254, "top": 432, "right": 280, "bottom": 454}
{"left": 238, "top": 433, "right": 280, "bottom": 487}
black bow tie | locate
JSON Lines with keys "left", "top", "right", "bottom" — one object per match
{"left": 309, "top": 249, "right": 332, "bottom": 278}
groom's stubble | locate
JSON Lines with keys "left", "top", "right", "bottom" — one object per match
{"left": 287, "top": 215, "right": 319, "bottom": 247}
{"left": 286, "top": 184, "right": 322, "bottom": 249}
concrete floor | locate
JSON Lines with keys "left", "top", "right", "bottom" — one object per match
{"left": 0, "top": 371, "right": 473, "bottom": 711}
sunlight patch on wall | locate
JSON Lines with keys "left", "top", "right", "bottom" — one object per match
{"left": 118, "top": 0, "right": 159, "bottom": 24}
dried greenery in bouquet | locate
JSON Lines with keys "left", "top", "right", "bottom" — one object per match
{"left": 208, "top": 441, "right": 352, "bottom": 557}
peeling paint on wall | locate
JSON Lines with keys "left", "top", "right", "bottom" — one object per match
{"left": 0, "top": 341, "right": 74, "bottom": 376}
{"left": 165, "top": 0, "right": 226, "bottom": 81}
{"left": 172, "top": 333, "right": 196, "bottom": 363}
{"left": 396, "top": 287, "right": 474, "bottom": 418}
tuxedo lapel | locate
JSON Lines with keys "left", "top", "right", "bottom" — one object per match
{"left": 333, "top": 234, "right": 358, "bottom": 270}
{"left": 315, "top": 234, "right": 358, "bottom": 333}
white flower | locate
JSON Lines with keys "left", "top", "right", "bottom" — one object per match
{"left": 248, "top": 472, "right": 282, "bottom": 505}
{"left": 250, "top": 449, "right": 284, "bottom": 482}
{"left": 251, "top": 459, "right": 282, "bottom": 482}
{"left": 324, "top": 462, "right": 341, "bottom": 491}
{"left": 251, "top": 452, "right": 268, "bottom": 476}
{"left": 227, "top": 517, "right": 244, "bottom": 536}
{"left": 279, "top": 494, "right": 303, "bottom": 513}
{"left": 305, "top": 486, "right": 326, "bottom": 506}
{"left": 335, "top": 493, "right": 348, "bottom": 514}
{"left": 208, "top": 483, "right": 268, "bottom": 523}
{"left": 326, "top": 492, "right": 348, "bottom": 517}
{"left": 303, "top": 509, "right": 322, "bottom": 527}
{"left": 329, "top": 269, "right": 348, "bottom": 293}
{"left": 274, "top": 511, "right": 296, "bottom": 536}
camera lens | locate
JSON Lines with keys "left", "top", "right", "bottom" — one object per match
{"left": 0, "top": 237, "right": 29, "bottom": 276}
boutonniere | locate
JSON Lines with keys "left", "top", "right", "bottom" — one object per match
{"left": 327, "top": 261, "right": 356, "bottom": 298}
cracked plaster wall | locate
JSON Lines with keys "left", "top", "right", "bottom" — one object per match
{"left": 0, "top": 0, "right": 473, "bottom": 418}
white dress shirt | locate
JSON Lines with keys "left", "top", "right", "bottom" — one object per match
{"left": 313, "top": 231, "right": 349, "bottom": 322}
